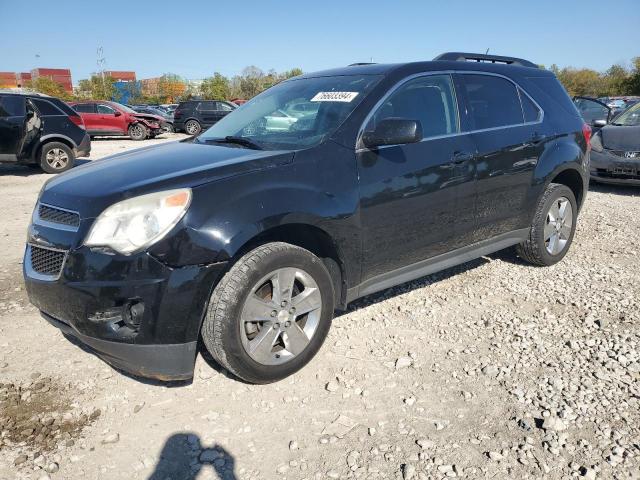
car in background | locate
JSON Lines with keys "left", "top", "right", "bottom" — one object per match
{"left": 173, "top": 100, "right": 236, "bottom": 135}
{"left": 574, "top": 96, "right": 612, "bottom": 131}
{"left": 590, "top": 101, "right": 640, "bottom": 185}
{"left": 0, "top": 91, "right": 90, "bottom": 173}
{"left": 129, "top": 105, "right": 175, "bottom": 132}
{"left": 159, "top": 104, "right": 178, "bottom": 114}
{"left": 69, "top": 101, "right": 165, "bottom": 141}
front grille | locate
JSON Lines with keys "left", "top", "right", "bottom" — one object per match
{"left": 38, "top": 204, "right": 80, "bottom": 228}
{"left": 29, "top": 245, "right": 66, "bottom": 277}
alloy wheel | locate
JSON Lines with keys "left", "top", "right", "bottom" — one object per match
{"left": 544, "top": 196, "right": 573, "bottom": 255}
{"left": 45, "top": 148, "right": 69, "bottom": 170}
{"left": 240, "top": 267, "right": 322, "bottom": 366}
{"left": 185, "top": 121, "right": 200, "bottom": 135}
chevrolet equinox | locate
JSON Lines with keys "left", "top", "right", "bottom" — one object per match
{"left": 24, "top": 53, "right": 591, "bottom": 383}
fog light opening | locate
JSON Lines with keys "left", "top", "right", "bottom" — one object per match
{"left": 123, "top": 301, "right": 145, "bottom": 330}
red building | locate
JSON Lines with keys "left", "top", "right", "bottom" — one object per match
{"left": 105, "top": 70, "right": 136, "bottom": 82}
{"left": 0, "top": 72, "right": 17, "bottom": 88}
{"left": 16, "top": 72, "right": 32, "bottom": 87}
{"left": 31, "top": 68, "right": 73, "bottom": 93}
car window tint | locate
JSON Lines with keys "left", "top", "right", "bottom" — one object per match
{"left": 217, "top": 102, "right": 233, "bottom": 111}
{"left": 73, "top": 104, "right": 96, "bottom": 113}
{"left": 33, "top": 99, "right": 63, "bottom": 116}
{"left": 0, "top": 95, "right": 25, "bottom": 117}
{"left": 462, "top": 74, "right": 524, "bottom": 130}
{"left": 97, "top": 104, "right": 116, "bottom": 114}
{"left": 519, "top": 89, "right": 541, "bottom": 122}
{"left": 199, "top": 101, "right": 217, "bottom": 111}
{"left": 367, "top": 74, "right": 459, "bottom": 139}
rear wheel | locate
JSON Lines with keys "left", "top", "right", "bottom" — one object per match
{"left": 39, "top": 142, "right": 75, "bottom": 174}
{"left": 128, "top": 123, "right": 147, "bottom": 141}
{"left": 516, "top": 183, "right": 577, "bottom": 266}
{"left": 185, "top": 119, "right": 201, "bottom": 136}
{"left": 201, "top": 242, "right": 335, "bottom": 384}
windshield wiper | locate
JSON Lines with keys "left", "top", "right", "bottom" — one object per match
{"left": 204, "top": 136, "right": 263, "bottom": 150}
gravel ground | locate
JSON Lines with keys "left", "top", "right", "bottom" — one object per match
{"left": 0, "top": 136, "right": 638, "bottom": 480}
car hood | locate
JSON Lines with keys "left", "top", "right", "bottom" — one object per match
{"left": 600, "top": 125, "right": 640, "bottom": 151}
{"left": 40, "top": 140, "right": 294, "bottom": 218}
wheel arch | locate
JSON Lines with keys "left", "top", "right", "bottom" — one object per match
{"left": 549, "top": 167, "right": 585, "bottom": 211}
{"left": 33, "top": 135, "right": 76, "bottom": 162}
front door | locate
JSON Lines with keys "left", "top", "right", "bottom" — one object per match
{"left": 357, "top": 73, "right": 476, "bottom": 282}
{"left": 96, "top": 104, "right": 124, "bottom": 133}
{"left": 0, "top": 95, "right": 26, "bottom": 161}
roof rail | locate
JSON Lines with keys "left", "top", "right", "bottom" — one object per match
{"left": 433, "top": 52, "right": 538, "bottom": 69}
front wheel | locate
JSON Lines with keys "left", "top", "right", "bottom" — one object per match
{"left": 516, "top": 183, "right": 578, "bottom": 266}
{"left": 128, "top": 123, "right": 148, "bottom": 141}
{"left": 40, "top": 142, "right": 75, "bottom": 174}
{"left": 201, "top": 242, "right": 335, "bottom": 384}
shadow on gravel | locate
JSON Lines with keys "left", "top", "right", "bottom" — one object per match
{"left": 148, "top": 433, "right": 237, "bottom": 480}
{"left": 589, "top": 181, "right": 640, "bottom": 197}
{"left": 0, "top": 159, "right": 91, "bottom": 177}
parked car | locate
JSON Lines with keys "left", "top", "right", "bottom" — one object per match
{"left": 589, "top": 101, "right": 640, "bottom": 185}
{"left": 68, "top": 100, "right": 165, "bottom": 140}
{"left": 574, "top": 96, "right": 612, "bottom": 130}
{"left": 0, "top": 92, "right": 90, "bottom": 173}
{"left": 129, "top": 105, "right": 174, "bottom": 132}
{"left": 173, "top": 100, "right": 236, "bottom": 135}
{"left": 24, "top": 52, "right": 590, "bottom": 383}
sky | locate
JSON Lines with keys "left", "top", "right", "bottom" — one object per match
{"left": 1, "top": 0, "right": 638, "bottom": 84}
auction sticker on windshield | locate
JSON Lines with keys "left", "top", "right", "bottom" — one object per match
{"left": 310, "top": 92, "right": 359, "bottom": 102}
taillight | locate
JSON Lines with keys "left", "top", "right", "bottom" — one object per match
{"left": 69, "top": 114, "right": 86, "bottom": 130}
{"left": 582, "top": 123, "right": 592, "bottom": 150}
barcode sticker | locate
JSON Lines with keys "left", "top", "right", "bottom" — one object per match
{"left": 310, "top": 92, "right": 359, "bottom": 102}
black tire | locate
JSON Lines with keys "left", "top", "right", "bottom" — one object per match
{"left": 39, "top": 142, "right": 75, "bottom": 174}
{"left": 516, "top": 183, "right": 578, "bottom": 266}
{"left": 202, "top": 242, "right": 335, "bottom": 384}
{"left": 184, "top": 119, "right": 201, "bottom": 136}
{"left": 128, "top": 123, "right": 148, "bottom": 141}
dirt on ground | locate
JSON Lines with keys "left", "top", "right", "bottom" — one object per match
{"left": 0, "top": 134, "right": 638, "bottom": 480}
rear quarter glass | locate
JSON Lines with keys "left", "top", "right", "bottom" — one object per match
{"left": 525, "top": 76, "right": 582, "bottom": 119}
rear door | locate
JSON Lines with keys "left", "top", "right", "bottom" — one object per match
{"left": 456, "top": 73, "right": 546, "bottom": 242}
{"left": 73, "top": 103, "right": 99, "bottom": 133}
{"left": 0, "top": 95, "right": 26, "bottom": 161}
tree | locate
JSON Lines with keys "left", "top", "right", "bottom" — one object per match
{"left": 75, "top": 75, "right": 116, "bottom": 100}
{"left": 24, "top": 77, "right": 71, "bottom": 100}
{"left": 158, "top": 74, "right": 186, "bottom": 103}
{"left": 201, "top": 72, "right": 230, "bottom": 100}
{"left": 625, "top": 57, "right": 640, "bottom": 95}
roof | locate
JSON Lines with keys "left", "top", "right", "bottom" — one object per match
{"left": 0, "top": 89, "right": 52, "bottom": 98}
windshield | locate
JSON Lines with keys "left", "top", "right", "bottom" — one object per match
{"left": 612, "top": 103, "right": 640, "bottom": 126}
{"left": 111, "top": 102, "right": 137, "bottom": 114}
{"left": 199, "top": 74, "right": 382, "bottom": 150}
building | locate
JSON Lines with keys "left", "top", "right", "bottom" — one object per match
{"left": 0, "top": 72, "right": 17, "bottom": 88}
{"left": 16, "top": 72, "right": 32, "bottom": 87}
{"left": 105, "top": 71, "right": 136, "bottom": 82}
{"left": 31, "top": 68, "right": 73, "bottom": 93}
{"left": 140, "top": 77, "right": 161, "bottom": 96}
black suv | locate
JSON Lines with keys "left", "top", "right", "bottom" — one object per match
{"left": 24, "top": 53, "right": 590, "bottom": 383}
{"left": 0, "top": 92, "right": 90, "bottom": 173}
{"left": 173, "top": 100, "right": 236, "bottom": 135}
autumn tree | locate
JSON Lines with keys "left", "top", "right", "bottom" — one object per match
{"left": 158, "top": 74, "right": 186, "bottom": 103}
{"left": 201, "top": 72, "right": 230, "bottom": 100}
{"left": 24, "top": 77, "right": 72, "bottom": 100}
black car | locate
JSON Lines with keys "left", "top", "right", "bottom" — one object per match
{"left": 590, "top": 102, "right": 640, "bottom": 185}
{"left": 24, "top": 52, "right": 590, "bottom": 383}
{"left": 173, "top": 100, "right": 236, "bottom": 135}
{"left": 0, "top": 92, "right": 90, "bottom": 173}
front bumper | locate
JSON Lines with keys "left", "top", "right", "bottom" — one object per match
{"left": 24, "top": 241, "right": 227, "bottom": 381}
{"left": 590, "top": 149, "right": 640, "bottom": 186}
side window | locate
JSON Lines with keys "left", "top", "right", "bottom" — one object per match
{"left": 367, "top": 74, "right": 459, "bottom": 139}
{"left": 461, "top": 74, "right": 524, "bottom": 130}
{"left": 519, "top": 89, "right": 541, "bottom": 123}
{"left": 216, "top": 102, "right": 233, "bottom": 111}
{"left": 198, "top": 101, "right": 217, "bottom": 111}
{"left": 0, "top": 95, "right": 26, "bottom": 117}
{"left": 33, "top": 99, "right": 63, "bottom": 116}
{"left": 73, "top": 104, "right": 96, "bottom": 113}
{"left": 97, "top": 104, "right": 116, "bottom": 115}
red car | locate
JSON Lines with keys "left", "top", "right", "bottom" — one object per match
{"left": 67, "top": 100, "right": 165, "bottom": 140}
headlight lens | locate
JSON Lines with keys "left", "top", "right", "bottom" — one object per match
{"left": 591, "top": 131, "right": 604, "bottom": 152}
{"left": 85, "top": 188, "right": 191, "bottom": 254}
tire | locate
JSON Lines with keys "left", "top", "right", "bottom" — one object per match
{"left": 516, "top": 183, "right": 578, "bottom": 266}
{"left": 202, "top": 242, "right": 335, "bottom": 384}
{"left": 128, "top": 123, "right": 147, "bottom": 141}
{"left": 164, "top": 124, "right": 175, "bottom": 133}
{"left": 39, "top": 142, "right": 75, "bottom": 174}
{"left": 184, "top": 119, "right": 201, "bottom": 136}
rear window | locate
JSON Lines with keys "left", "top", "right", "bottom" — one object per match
{"left": 461, "top": 74, "right": 524, "bottom": 130}
{"left": 33, "top": 99, "right": 64, "bottom": 116}
{"left": 0, "top": 95, "right": 25, "bottom": 117}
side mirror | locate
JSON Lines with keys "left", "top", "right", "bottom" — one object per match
{"left": 362, "top": 118, "right": 423, "bottom": 149}
{"left": 593, "top": 119, "right": 607, "bottom": 127}
{"left": 114, "top": 111, "right": 122, "bottom": 117}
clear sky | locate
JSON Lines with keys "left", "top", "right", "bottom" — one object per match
{"left": 1, "top": 0, "right": 638, "bottom": 83}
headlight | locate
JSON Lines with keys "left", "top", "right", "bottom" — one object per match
{"left": 85, "top": 188, "right": 191, "bottom": 254}
{"left": 591, "top": 131, "right": 603, "bottom": 152}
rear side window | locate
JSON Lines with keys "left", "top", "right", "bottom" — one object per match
{"left": 519, "top": 88, "right": 541, "bottom": 122}
{"left": 526, "top": 76, "right": 580, "bottom": 118}
{"left": 73, "top": 103, "right": 96, "bottom": 113}
{"left": 33, "top": 99, "right": 64, "bottom": 116}
{"left": 367, "top": 74, "right": 459, "bottom": 139}
{"left": 216, "top": 102, "right": 233, "bottom": 111}
{"left": 0, "top": 95, "right": 25, "bottom": 117}
{"left": 461, "top": 74, "right": 523, "bottom": 130}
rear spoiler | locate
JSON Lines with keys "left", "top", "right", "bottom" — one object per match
{"left": 434, "top": 52, "right": 539, "bottom": 69}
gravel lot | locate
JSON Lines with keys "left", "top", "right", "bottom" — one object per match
{"left": 0, "top": 135, "right": 638, "bottom": 480}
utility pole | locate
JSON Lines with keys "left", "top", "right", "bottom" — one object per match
{"left": 97, "top": 47, "right": 106, "bottom": 96}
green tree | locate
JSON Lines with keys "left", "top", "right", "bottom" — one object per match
{"left": 625, "top": 57, "right": 640, "bottom": 95}
{"left": 200, "top": 72, "right": 230, "bottom": 100}
{"left": 76, "top": 75, "right": 116, "bottom": 100}
{"left": 24, "top": 77, "right": 71, "bottom": 100}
